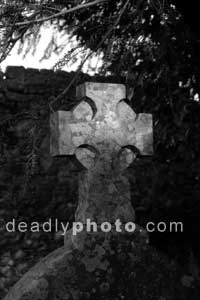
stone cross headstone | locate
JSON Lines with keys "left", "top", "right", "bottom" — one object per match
{"left": 5, "top": 82, "right": 198, "bottom": 300}
{"left": 50, "top": 82, "right": 153, "bottom": 235}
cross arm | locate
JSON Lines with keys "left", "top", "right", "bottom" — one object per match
{"left": 117, "top": 101, "right": 153, "bottom": 156}
{"left": 50, "top": 110, "right": 73, "bottom": 156}
{"left": 50, "top": 100, "right": 94, "bottom": 156}
{"left": 133, "top": 113, "right": 153, "bottom": 156}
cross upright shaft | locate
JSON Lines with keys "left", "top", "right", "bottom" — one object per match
{"left": 50, "top": 82, "right": 153, "bottom": 225}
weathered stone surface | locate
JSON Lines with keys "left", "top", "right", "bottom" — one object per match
{"left": 0, "top": 71, "right": 4, "bottom": 79}
{"left": 50, "top": 82, "right": 153, "bottom": 156}
{"left": 3, "top": 230, "right": 200, "bottom": 300}
{"left": 6, "top": 80, "right": 25, "bottom": 92}
{"left": 0, "top": 79, "right": 6, "bottom": 91}
{"left": 5, "top": 66, "right": 26, "bottom": 80}
{"left": 3, "top": 81, "right": 152, "bottom": 300}
{"left": 50, "top": 82, "right": 153, "bottom": 225}
{"left": 5, "top": 80, "right": 199, "bottom": 300}
{"left": 5, "top": 91, "right": 35, "bottom": 102}
{"left": 0, "top": 92, "right": 5, "bottom": 103}
{"left": 3, "top": 245, "right": 73, "bottom": 300}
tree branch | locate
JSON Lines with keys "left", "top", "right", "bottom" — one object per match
{"left": 49, "top": 0, "right": 130, "bottom": 111}
{"left": 0, "top": 0, "right": 108, "bottom": 28}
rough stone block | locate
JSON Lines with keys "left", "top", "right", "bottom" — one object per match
{"left": 5, "top": 91, "right": 35, "bottom": 102}
{"left": 6, "top": 80, "right": 25, "bottom": 92}
{"left": 0, "top": 93, "right": 5, "bottom": 103}
{"left": 5, "top": 66, "right": 25, "bottom": 80}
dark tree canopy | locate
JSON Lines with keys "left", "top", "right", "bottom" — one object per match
{"left": 172, "top": 0, "right": 200, "bottom": 36}
{"left": 1, "top": 0, "right": 200, "bottom": 67}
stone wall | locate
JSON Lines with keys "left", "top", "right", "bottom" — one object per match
{"left": 0, "top": 66, "right": 90, "bottom": 219}
{"left": 0, "top": 66, "right": 89, "bottom": 107}
{"left": 1, "top": 66, "right": 200, "bottom": 250}
{"left": 1, "top": 65, "right": 200, "bottom": 298}
{"left": 0, "top": 67, "right": 91, "bottom": 296}
{"left": 0, "top": 66, "right": 123, "bottom": 106}
{"left": 0, "top": 66, "right": 126, "bottom": 297}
